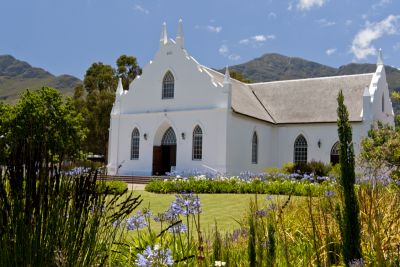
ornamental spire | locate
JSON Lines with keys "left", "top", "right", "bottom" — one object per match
{"left": 176, "top": 19, "right": 184, "bottom": 48}
{"left": 116, "top": 77, "right": 123, "bottom": 96}
{"left": 377, "top": 48, "right": 384, "bottom": 66}
{"left": 160, "top": 22, "right": 168, "bottom": 46}
{"left": 223, "top": 66, "right": 231, "bottom": 84}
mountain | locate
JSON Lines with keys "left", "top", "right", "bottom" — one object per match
{"left": 0, "top": 55, "right": 81, "bottom": 103}
{"left": 222, "top": 53, "right": 400, "bottom": 113}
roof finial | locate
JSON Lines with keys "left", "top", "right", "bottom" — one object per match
{"left": 223, "top": 65, "right": 231, "bottom": 84}
{"left": 116, "top": 77, "right": 124, "bottom": 96}
{"left": 160, "top": 22, "right": 168, "bottom": 45}
{"left": 176, "top": 19, "right": 184, "bottom": 48}
{"left": 377, "top": 48, "right": 384, "bottom": 66}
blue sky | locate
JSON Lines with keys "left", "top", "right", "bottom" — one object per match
{"left": 0, "top": 0, "right": 399, "bottom": 79}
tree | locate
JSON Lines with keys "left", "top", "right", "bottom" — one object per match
{"left": 360, "top": 123, "right": 400, "bottom": 181}
{"left": 229, "top": 70, "right": 252, "bottom": 83}
{"left": 116, "top": 55, "right": 142, "bottom": 90}
{"left": 84, "top": 62, "right": 117, "bottom": 93}
{"left": 336, "top": 90, "right": 362, "bottom": 265}
{"left": 0, "top": 87, "right": 86, "bottom": 173}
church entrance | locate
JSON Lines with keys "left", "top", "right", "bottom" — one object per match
{"left": 152, "top": 127, "right": 177, "bottom": 175}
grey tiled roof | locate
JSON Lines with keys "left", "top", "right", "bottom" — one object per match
{"left": 205, "top": 66, "right": 373, "bottom": 124}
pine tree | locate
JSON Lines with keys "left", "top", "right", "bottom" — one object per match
{"left": 336, "top": 90, "right": 362, "bottom": 265}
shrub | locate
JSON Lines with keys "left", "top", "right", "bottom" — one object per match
{"left": 97, "top": 180, "right": 128, "bottom": 194}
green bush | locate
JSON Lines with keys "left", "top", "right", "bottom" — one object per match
{"left": 145, "top": 178, "right": 333, "bottom": 197}
{"left": 97, "top": 180, "right": 128, "bottom": 194}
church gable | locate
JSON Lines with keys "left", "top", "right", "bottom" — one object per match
{"left": 116, "top": 21, "right": 230, "bottom": 115}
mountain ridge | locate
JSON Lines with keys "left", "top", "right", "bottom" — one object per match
{"left": 0, "top": 55, "right": 81, "bottom": 102}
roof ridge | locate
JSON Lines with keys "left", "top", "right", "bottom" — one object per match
{"left": 249, "top": 85, "right": 276, "bottom": 123}
{"left": 249, "top": 73, "right": 374, "bottom": 86}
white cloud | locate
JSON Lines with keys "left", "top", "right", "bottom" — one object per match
{"left": 228, "top": 54, "right": 241, "bottom": 61}
{"left": 195, "top": 25, "right": 222, "bottom": 33}
{"left": 297, "top": 0, "right": 327, "bottom": 11}
{"left": 326, "top": 48, "right": 337, "bottom": 56}
{"left": 207, "top": 25, "right": 222, "bottom": 33}
{"left": 218, "top": 44, "right": 229, "bottom": 56}
{"left": 239, "top": 34, "right": 275, "bottom": 48}
{"left": 316, "top": 18, "right": 336, "bottom": 27}
{"left": 373, "top": 0, "right": 392, "bottom": 9}
{"left": 218, "top": 44, "right": 241, "bottom": 61}
{"left": 288, "top": 2, "right": 293, "bottom": 11}
{"left": 345, "top": 20, "right": 353, "bottom": 26}
{"left": 351, "top": 15, "right": 400, "bottom": 60}
{"left": 133, "top": 4, "right": 149, "bottom": 15}
{"left": 268, "top": 12, "right": 277, "bottom": 19}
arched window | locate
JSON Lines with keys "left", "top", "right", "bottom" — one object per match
{"left": 330, "top": 142, "right": 340, "bottom": 165}
{"left": 162, "top": 71, "right": 174, "bottom": 99}
{"left": 161, "top": 127, "right": 176, "bottom": 145}
{"left": 131, "top": 128, "right": 140, "bottom": 160}
{"left": 192, "top": 125, "right": 203, "bottom": 160}
{"left": 294, "top": 135, "right": 307, "bottom": 164}
{"left": 252, "top": 132, "right": 258, "bottom": 164}
{"left": 382, "top": 93, "right": 385, "bottom": 112}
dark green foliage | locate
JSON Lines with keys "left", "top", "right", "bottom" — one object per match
{"left": 266, "top": 221, "right": 276, "bottom": 267}
{"left": 336, "top": 90, "right": 362, "bottom": 264}
{"left": 212, "top": 221, "right": 223, "bottom": 263}
{"left": 292, "top": 160, "right": 332, "bottom": 176}
{"left": 145, "top": 178, "right": 333, "bottom": 196}
{"left": 116, "top": 55, "right": 142, "bottom": 90}
{"left": 0, "top": 88, "right": 141, "bottom": 266}
{"left": 97, "top": 180, "right": 128, "bottom": 195}
{"left": 248, "top": 200, "right": 257, "bottom": 267}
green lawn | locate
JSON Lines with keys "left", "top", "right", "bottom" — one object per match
{"left": 134, "top": 191, "right": 286, "bottom": 232}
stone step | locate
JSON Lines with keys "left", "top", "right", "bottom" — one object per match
{"left": 98, "top": 174, "right": 168, "bottom": 184}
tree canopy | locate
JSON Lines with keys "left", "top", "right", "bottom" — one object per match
{"left": 0, "top": 87, "right": 86, "bottom": 169}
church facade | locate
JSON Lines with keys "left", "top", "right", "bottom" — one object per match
{"left": 107, "top": 20, "right": 394, "bottom": 176}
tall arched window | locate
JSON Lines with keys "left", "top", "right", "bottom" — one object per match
{"left": 330, "top": 142, "right": 340, "bottom": 165}
{"left": 252, "top": 132, "right": 258, "bottom": 164}
{"left": 294, "top": 135, "right": 307, "bottom": 164}
{"left": 162, "top": 71, "right": 174, "bottom": 99}
{"left": 131, "top": 128, "right": 140, "bottom": 160}
{"left": 382, "top": 93, "right": 385, "bottom": 112}
{"left": 192, "top": 125, "right": 203, "bottom": 160}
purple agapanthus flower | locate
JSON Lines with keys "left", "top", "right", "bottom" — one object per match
{"left": 255, "top": 209, "right": 268, "bottom": 218}
{"left": 126, "top": 212, "right": 148, "bottom": 230}
{"left": 135, "top": 245, "right": 174, "bottom": 267}
{"left": 168, "top": 222, "right": 188, "bottom": 233}
{"left": 349, "top": 258, "right": 363, "bottom": 267}
{"left": 325, "top": 190, "right": 336, "bottom": 198}
{"left": 170, "top": 193, "right": 201, "bottom": 216}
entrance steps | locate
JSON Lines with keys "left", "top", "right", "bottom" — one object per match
{"left": 98, "top": 175, "right": 168, "bottom": 184}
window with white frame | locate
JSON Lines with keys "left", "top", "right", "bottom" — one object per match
{"left": 252, "top": 132, "right": 258, "bottom": 164}
{"left": 294, "top": 135, "right": 307, "bottom": 164}
{"left": 131, "top": 128, "right": 140, "bottom": 160}
{"left": 192, "top": 125, "right": 203, "bottom": 160}
{"left": 162, "top": 71, "right": 174, "bottom": 99}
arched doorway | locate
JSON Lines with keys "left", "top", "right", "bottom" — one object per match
{"left": 330, "top": 142, "right": 340, "bottom": 165}
{"left": 152, "top": 127, "right": 177, "bottom": 175}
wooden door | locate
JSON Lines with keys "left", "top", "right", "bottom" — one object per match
{"left": 152, "top": 146, "right": 162, "bottom": 175}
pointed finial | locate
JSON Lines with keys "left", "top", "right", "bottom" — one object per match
{"left": 160, "top": 22, "right": 168, "bottom": 45}
{"left": 223, "top": 66, "right": 231, "bottom": 84}
{"left": 377, "top": 48, "right": 384, "bottom": 66}
{"left": 363, "top": 85, "right": 370, "bottom": 97}
{"left": 116, "top": 77, "right": 124, "bottom": 96}
{"left": 176, "top": 19, "right": 184, "bottom": 48}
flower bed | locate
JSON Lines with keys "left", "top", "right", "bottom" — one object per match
{"left": 145, "top": 173, "right": 334, "bottom": 197}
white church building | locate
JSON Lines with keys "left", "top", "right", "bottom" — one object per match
{"left": 107, "top": 20, "right": 394, "bottom": 176}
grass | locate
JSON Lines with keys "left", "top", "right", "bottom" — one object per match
{"left": 134, "top": 191, "right": 292, "bottom": 232}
